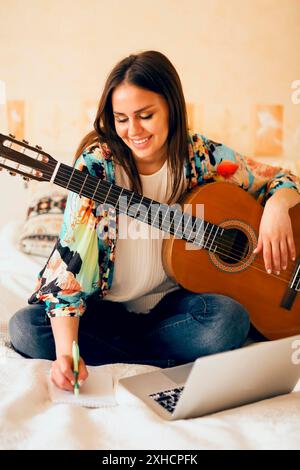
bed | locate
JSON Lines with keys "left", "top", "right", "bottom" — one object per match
{"left": 0, "top": 221, "right": 300, "bottom": 450}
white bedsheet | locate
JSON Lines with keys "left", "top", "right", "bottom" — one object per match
{"left": 0, "top": 222, "right": 300, "bottom": 450}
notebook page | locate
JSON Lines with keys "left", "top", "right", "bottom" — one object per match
{"left": 48, "top": 366, "right": 117, "bottom": 408}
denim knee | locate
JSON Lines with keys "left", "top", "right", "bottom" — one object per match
{"left": 190, "top": 293, "right": 250, "bottom": 355}
{"left": 217, "top": 295, "right": 250, "bottom": 347}
{"left": 8, "top": 304, "right": 55, "bottom": 360}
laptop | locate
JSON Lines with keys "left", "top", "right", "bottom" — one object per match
{"left": 118, "top": 334, "right": 300, "bottom": 420}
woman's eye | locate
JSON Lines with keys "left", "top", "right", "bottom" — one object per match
{"left": 115, "top": 114, "right": 153, "bottom": 123}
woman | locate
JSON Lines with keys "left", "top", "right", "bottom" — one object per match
{"left": 9, "top": 50, "right": 300, "bottom": 391}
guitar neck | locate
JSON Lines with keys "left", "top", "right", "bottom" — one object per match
{"left": 0, "top": 131, "right": 223, "bottom": 251}
{"left": 52, "top": 162, "right": 222, "bottom": 250}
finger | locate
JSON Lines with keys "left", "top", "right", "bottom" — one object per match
{"left": 52, "top": 365, "right": 74, "bottom": 391}
{"left": 78, "top": 357, "right": 89, "bottom": 384}
{"left": 271, "top": 240, "right": 281, "bottom": 275}
{"left": 59, "top": 356, "right": 76, "bottom": 384}
{"left": 253, "top": 235, "right": 262, "bottom": 254}
{"left": 280, "top": 238, "right": 288, "bottom": 270}
{"left": 287, "top": 236, "right": 296, "bottom": 262}
{"left": 263, "top": 240, "right": 272, "bottom": 273}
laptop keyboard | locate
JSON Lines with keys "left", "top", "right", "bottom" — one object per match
{"left": 148, "top": 386, "right": 185, "bottom": 414}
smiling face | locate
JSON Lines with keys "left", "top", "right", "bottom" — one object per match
{"left": 111, "top": 82, "right": 169, "bottom": 171}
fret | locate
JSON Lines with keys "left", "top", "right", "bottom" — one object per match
{"left": 167, "top": 209, "right": 177, "bottom": 234}
{"left": 127, "top": 195, "right": 139, "bottom": 218}
{"left": 183, "top": 214, "right": 191, "bottom": 240}
{"left": 108, "top": 185, "right": 125, "bottom": 209}
{"left": 65, "top": 167, "right": 75, "bottom": 190}
{"left": 198, "top": 223, "right": 208, "bottom": 248}
{"left": 103, "top": 184, "right": 113, "bottom": 205}
{"left": 78, "top": 173, "right": 88, "bottom": 198}
{"left": 194, "top": 219, "right": 204, "bottom": 247}
{"left": 53, "top": 164, "right": 80, "bottom": 196}
{"left": 127, "top": 191, "right": 135, "bottom": 215}
{"left": 142, "top": 198, "right": 153, "bottom": 224}
{"left": 208, "top": 226, "right": 219, "bottom": 252}
{"left": 187, "top": 216, "right": 197, "bottom": 242}
{"left": 212, "top": 227, "right": 224, "bottom": 253}
{"left": 204, "top": 224, "right": 214, "bottom": 249}
{"left": 158, "top": 205, "right": 170, "bottom": 231}
{"left": 132, "top": 195, "right": 144, "bottom": 219}
{"left": 152, "top": 207, "right": 162, "bottom": 231}
{"left": 114, "top": 187, "right": 125, "bottom": 209}
{"left": 117, "top": 188, "right": 131, "bottom": 214}
{"left": 128, "top": 193, "right": 134, "bottom": 209}
{"left": 186, "top": 215, "right": 201, "bottom": 243}
{"left": 136, "top": 197, "right": 150, "bottom": 222}
{"left": 151, "top": 204, "right": 161, "bottom": 229}
{"left": 192, "top": 216, "right": 205, "bottom": 243}
{"left": 68, "top": 182, "right": 93, "bottom": 201}
{"left": 161, "top": 207, "right": 176, "bottom": 234}
{"left": 186, "top": 214, "right": 201, "bottom": 243}
{"left": 115, "top": 189, "right": 136, "bottom": 217}
{"left": 184, "top": 213, "right": 198, "bottom": 242}
{"left": 173, "top": 214, "right": 184, "bottom": 239}
{"left": 92, "top": 177, "right": 101, "bottom": 200}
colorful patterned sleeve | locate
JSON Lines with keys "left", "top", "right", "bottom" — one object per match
{"left": 189, "top": 132, "right": 300, "bottom": 205}
{"left": 28, "top": 149, "right": 101, "bottom": 318}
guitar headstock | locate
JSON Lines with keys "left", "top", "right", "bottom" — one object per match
{"left": 0, "top": 133, "right": 57, "bottom": 182}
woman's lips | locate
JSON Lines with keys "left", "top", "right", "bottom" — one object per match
{"left": 131, "top": 135, "right": 152, "bottom": 148}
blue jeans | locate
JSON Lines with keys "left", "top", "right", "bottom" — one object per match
{"left": 8, "top": 288, "right": 251, "bottom": 368}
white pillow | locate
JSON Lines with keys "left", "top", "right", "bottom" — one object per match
{"left": 18, "top": 183, "right": 68, "bottom": 258}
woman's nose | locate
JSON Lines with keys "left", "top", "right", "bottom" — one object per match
{"left": 128, "top": 119, "right": 143, "bottom": 136}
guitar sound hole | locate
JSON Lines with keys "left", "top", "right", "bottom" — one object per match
{"left": 218, "top": 229, "right": 249, "bottom": 264}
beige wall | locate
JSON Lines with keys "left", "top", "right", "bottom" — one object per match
{"left": 0, "top": 0, "right": 300, "bottom": 228}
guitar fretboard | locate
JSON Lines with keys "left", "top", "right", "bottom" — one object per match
{"left": 53, "top": 162, "right": 224, "bottom": 251}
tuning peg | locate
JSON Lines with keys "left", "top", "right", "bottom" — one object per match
{"left": 8, "top": 133, "right": 15, "bottom": 139}
{"left": 22, "top": 176, "right": 29, "bottom": 181}
{"left": 22, "top": 139, "right": 29, "bottom": 145}
{"left": 9, "top": 171, "right": 16, "bottom": 176}
{"left": 35, "top": 145, "right": 42, "bottom": 150}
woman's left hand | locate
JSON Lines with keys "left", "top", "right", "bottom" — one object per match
{"left": 253, "top": 197, "right": 296, "bottom": 275}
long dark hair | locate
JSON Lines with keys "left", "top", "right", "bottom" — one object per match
{"left": 74, "top": 50, "right": 190, "bottom": 204}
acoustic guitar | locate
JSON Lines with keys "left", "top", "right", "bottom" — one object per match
{"left": 0, "top": 133, "right": 299, "bottom": 340}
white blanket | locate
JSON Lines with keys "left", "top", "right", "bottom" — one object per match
{"left": 0, "top": 222, "right": 300, "bottom": 450}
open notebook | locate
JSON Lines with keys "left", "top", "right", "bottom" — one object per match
{"left": 48, "top": 366, "right": 118, "bottom": 408}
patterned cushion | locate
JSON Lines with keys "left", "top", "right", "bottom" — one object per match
{"left": 19, "top": 185, "right": 67, "bottom": 258}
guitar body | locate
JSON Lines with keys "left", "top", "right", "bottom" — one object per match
{"left": 162, "top": 182, "right": 300, "bottom": 340}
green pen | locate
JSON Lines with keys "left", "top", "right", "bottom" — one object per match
{"left": 72, "top": 340, "right": 80, "bottom": 396}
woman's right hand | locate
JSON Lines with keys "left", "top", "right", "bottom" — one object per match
{"left": 50, "top": 355, "right": 89, "bottom": 391}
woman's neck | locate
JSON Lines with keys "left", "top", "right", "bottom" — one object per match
{"left": 135, "top": 152, "right": 168, "bottom": 176}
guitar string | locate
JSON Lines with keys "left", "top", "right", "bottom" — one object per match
{"left": 7, "top": 159, "right": 298, "bottom": 285}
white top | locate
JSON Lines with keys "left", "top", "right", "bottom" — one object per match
{"left": 103, "top": 159, "right": 186, "bottom": 313}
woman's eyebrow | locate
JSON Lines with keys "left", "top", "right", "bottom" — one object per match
{"left": 113, "top": 105, "right": 155, "bottom": 115}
